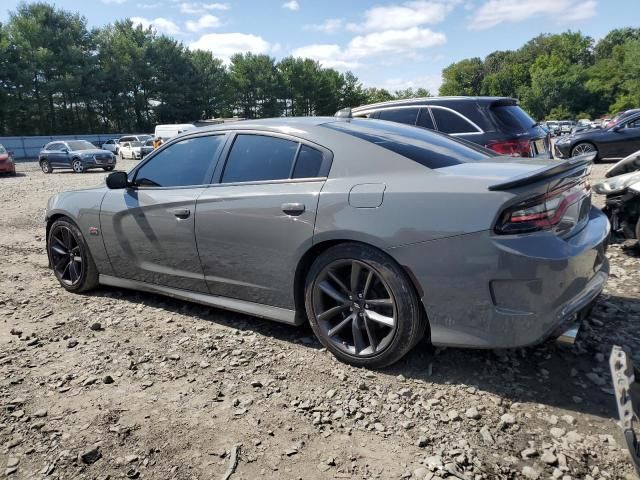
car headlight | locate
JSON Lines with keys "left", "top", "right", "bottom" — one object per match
{"left": 593, "top": 172, "right": 640, "bottom": 194}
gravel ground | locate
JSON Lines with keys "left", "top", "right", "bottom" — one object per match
{"left": 1, "top": 159, "right": 639, "bottom": 480}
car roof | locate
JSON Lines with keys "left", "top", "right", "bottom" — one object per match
{"left": 192, "top": 116, "right": 337, "bottom": 136}
{"left": 351, "top": 96, "right": 516, "bottom": 113}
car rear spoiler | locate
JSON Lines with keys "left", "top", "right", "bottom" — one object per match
{"left": 488, "top": 152, "right": 595, "bottom": 191}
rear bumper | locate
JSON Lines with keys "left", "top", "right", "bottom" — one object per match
{"left": 0, "top": 162, "right": 15, "bottom": 173}
{"left": 389, "top": 207, "right": 610, "bottom": 348}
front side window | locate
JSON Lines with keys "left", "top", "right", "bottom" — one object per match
{"left": 47, "top": 143, "right": 63, "bottom": 151}
{"left": 626, "top": 117, "right": 640, "bottom": 129}
{"left": 431, "top": 108, "right": 478, "bottom": 134}
{"left": 222, "top": 134, "right": 299, "bottom": 183}
{"left": 134, "top": 135, "right": 223, "bottom": 187}
{"left": 377, "top": 108, "right": 420, "bottom": 126}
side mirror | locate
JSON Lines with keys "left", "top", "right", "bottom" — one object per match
{"left": 612, "top": 124, "right": 623, "bottom": 132}
{"left": 61, "top": 148, "right": 69, "bottom": 153}
{"left": 106, "top": 171, "right": 129, "bottom": 189}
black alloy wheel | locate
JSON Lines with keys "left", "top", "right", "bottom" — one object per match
{"left": 47, "top": 219, "right": 98, "bottom": 293}
{"left": 305, "top": 243, "right": 427, "bottom": 368}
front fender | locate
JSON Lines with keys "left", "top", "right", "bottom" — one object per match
{"left": 46, "top": 189, "right": 113, "bottom": 275}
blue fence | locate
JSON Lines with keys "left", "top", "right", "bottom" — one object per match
{"left": 0, "top": 134, "right": 127, "bottom": 160}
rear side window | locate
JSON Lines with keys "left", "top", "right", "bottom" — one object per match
{"left": 491, "top": 105, "right": 535, "bottom": 134}
{"left": 135, "top": 135, "right": 223, "bottom": 187}
{"left": 323, "top": 120, "right": 496, "bottom": 169}
{"left": 293, "top": 145, "right": 324, "bottom": 178}
{"left": 431, "top": 108, "right": 478, "bottom": 134}
{"left": 377, "top": 108, "right": 419, "bottom": 125}
{"left": 222, "top": 135, "right": 298, "bottom": 183}
{"left": 416, "top": 109, "right": 435, "bottom": 130}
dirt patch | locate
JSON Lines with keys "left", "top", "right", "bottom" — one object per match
{"left": 1, "top": 161, "right": 638, "bottom": 479}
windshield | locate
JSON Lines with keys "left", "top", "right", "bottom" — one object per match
{"left": 67, "top": 140, "right": 96, "bottom": 151}
{"left": 130, "top": 141, "right": 143, "bottom": 147}
{"left": 0, "top": 145, "right": 6, "bottom": 154}
{"left": 138, "top": 135, "right": 152, "bottom": 141}
{"left": 323, "top": 119, "right": 497, "bottom": 170}
{"left": 491, "top": 105, "right": 536, "bottom": 133}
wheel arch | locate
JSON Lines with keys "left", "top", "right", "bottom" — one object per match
{"left": 293, "top": 239, "right": 429, "bottom": 334}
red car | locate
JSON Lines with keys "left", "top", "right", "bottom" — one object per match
{"left": 0, "top": 144, "right": 16, "bottom": 176}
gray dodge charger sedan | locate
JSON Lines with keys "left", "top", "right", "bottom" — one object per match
{"left": 45, "top": 117, "right": 609, "bottom": 368}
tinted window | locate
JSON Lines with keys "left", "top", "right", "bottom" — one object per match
{"left": 378, "top": 108, "right": 419, "bottom": 125}
{"left": 626, "top": 117, "right": 640, "bottom": 129}
{"left": 416, "top": 109, "right": 435, "bottom": 130}
{"left": 135, "top": 135, "right": 223, "bottom": 187}
{"left": 0, "top": 145, "right": 6, "bottom": 154}
{"left": 431, "top": 108, "right": 477, "bottom": 134}
{"left": 222, "top": 135, "right": 298, "bottom": 183}
{"left": 322, "top": 119, "right": 496, "bottom": 170}
{"left": 491, "top": 105, "right": 535, "bottom": 134}
{"left": 293, "top": 145, "right": 324, "bottom": 178}
{"left": 47, "top": 143, "right": 64, "bottom": 151}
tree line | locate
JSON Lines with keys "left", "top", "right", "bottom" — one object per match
{"left": 439, "top": 29, "right": 640, "bottom": 121}
{"left": 0, "top": 3, "right": 429, "bottom": 136}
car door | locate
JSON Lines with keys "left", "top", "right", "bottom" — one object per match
{"left": 49, "top": 142, "right": 70, "bottom": 167}
{"left": 195, "top": 132, "right": 332, "bottom": 309}
{"left": 614, "top": 116, "right": 640, "bottom": 157}
{"left": 100, "top": 133, "right": 227, "bottom": 293}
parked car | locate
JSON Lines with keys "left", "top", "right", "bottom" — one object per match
{"left": 140, "top": 139, "right": 154, "bottom": 158}
{"left": 45, "top": 116, "right": 608, "bottom": 368}
{"left": 572, "top": 123, "right": 591, "bottom": 135}
{"left": 351, "top": 97, "right": 551, "bottom": 158}
{"left": 102, "top": 139, "right": 120, "bottom": 154}
{"left": 545, "top": 120, "right": 561, "bottom": 136}
{"left": 154, "top": 124, "right": 196, "bottom": 140}
{"left": 0, "top": 144, "right": 16, "bottom": 176}
{"left": 559, "top": 121, "right": 575, "bottom": 135}
{"left": 554, "top": 112, "right": 640, "bottom": 160}
{"left": 118, "top": 134, "right": 152, "bottom": 146}
{"left": 119, "top": 141, "right": 143, "bottom": 160}
{"left": 38, "top": 140, "right": 116, "bottom": 174}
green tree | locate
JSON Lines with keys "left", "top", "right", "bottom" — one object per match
{"left": 439, "top": 57, "right": 484, "bottom": 96}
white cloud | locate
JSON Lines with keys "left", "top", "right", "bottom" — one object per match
{"left": 470, "top": 0, "right": 596, "bottom": 29}
{"left": 102, "top": 0, "right": 127, "bottom": 4}
{"left": 180, "top": 2, "right": 229, "bottom": 14}
{"left": 304, "top": 18, "right": 344, "bottom": 34}
{"left": 347, "top": 1, "right": 458, "bottom": 31}
{"left": 292, "top": 44, "right": 362, "bottom": 69}
{"left": 282, "top": 0, "right": 300, "bottom": 11}
{"left": 137, "top": 2, "right": 162, "bottom": 8}
{"left": 189, "top": 33, "right": 271, "bottom": 63}
{"left": 131, "top": 16, "right": 182, "bottom": 34}
{"left": 292, "top": 27, "right": 446, "bottom": 70}
{"left": 186, "top": 14, "right": 221, "bottom": 32}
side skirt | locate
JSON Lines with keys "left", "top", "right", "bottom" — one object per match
{"left": 99, "top": 274, "right": 300, "bottom": 326}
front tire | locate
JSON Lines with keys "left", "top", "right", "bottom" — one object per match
{"left": 103, "top": 166, "right": 114, "bottom": 171}
{"left": 72, "top": 159, "right": 85, "bottom": 173}
{"left": 40, "top": 159, "right": 52, "bottom": 174}
{"left": 305, "top": 243, "right": 427, "bottom": 369}
{"left": 571, "top": 142, "right": 598, "bottom": 159}
{"left": 47, "top": 219, "right": 99, "bottom": 293}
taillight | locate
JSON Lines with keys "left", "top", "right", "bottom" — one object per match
{"left": 495, "top": 181, "right": 590, "bottom": 234}
{"left": 486, "top": 139, "right": 531, "bottom": 157}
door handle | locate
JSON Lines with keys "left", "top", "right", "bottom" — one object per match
{"left": 170, "top": 208, "right": 191, "bottom": 219}
{"left": 281, "top": 203, "right": 305, "bottom": 216}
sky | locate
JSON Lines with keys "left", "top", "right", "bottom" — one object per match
{"left": 2, "top": 0, "right": 639, "bottom": 93}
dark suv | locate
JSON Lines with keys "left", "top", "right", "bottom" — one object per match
{"left": 351, "top": 97, "right": 552, "bottom": 158}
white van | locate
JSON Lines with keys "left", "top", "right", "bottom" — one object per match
{"left": 154, "top": 123, "right": 196, "bottom": 140}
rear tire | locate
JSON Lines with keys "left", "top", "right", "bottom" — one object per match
{"left": 40, "top": 159, "right": 52, "bottom": 174}
{"left": 304, "top": 242, "right": 427, "bottom": 369}
{"left": 103, "top": 166, "right": 114, "bottom": 171}
{"left": 47, "top": 218, "right": 99, "bottom": 293}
